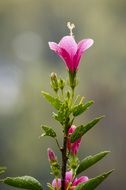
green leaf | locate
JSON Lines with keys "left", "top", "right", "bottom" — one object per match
{"left": 76, "top": 151, "right": 110, "bottom": 175}
{"left": 53, "top": 101, "right": 71, "bottom": 126}
{"left": 41, "top": 125, "right": 56, "bottom": 138}
{"left": 72, "top": 101, "right": 94, "bottom": 117}
{"left": 3, "top": 176, "right": 43, "bottom": 190}
{"left": 71, "top": 116, "right": 104, "bottom": 143}
{"left": 41, "top": 91, "right": 62, "bottom": 110}
{"left": 75, "top": 170, "right": 114, "bottom": 190}
{"left": 0, "top": 166, "right": 6, "bottom": 175}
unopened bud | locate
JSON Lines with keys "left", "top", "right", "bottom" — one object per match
{"left": 51, "top": 72, "right": 57, "bottom": 81}
{"left": 67, "top": 125, "right": 81, "bottom": 156}
{"left": 59, "top": 78, "right": 65, "bottom": 90}
{"left": 47, "top": 148, "right": 57, "bottom": 163}
{"left": 47, "top": 148, "right": 60, "bottom": 177}
{"left": 50, "top": 72, "right": 59, "bottom": 92}
{"left": 66, "top": 90, "right": 71, "bottom": 99}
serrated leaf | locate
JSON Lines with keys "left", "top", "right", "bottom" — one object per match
{"left": 0, "top": 166, "right": 6, "bottom": 175}
{"left": 76, "top": 151, "right": 110, "bottom": 175}
{"left": 41, "top": 91, "right": 62, "bottom": 110}
{"left": 71, "top": 116, "right": 104, "bottom": 143}
{"left": 73, "top": 101, "right": 94, "bottom": 117}
{"left": 3, "top": 176, "right": 43, "bottom": 190}
{"left": 41, "top": 125, "right": 56, "bottom": 138}
{"left": 75, "top": 170, "right": 114, "bottom": 190}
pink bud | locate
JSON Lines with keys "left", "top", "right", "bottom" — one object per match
{"left": 47, "top": 148, "right": 57, "bottom": 162}
{"left": 67, "top": 125, "right": 81, "bottom": 155}
{"left": 52, "top": 178, "right": 61, "bottom": 189}
{"left": 73, "top": 176, "right": 89, "bottom": 186}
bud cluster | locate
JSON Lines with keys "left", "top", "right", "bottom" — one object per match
{"left": 50, "top": 72, "right": 65, "bottom": 94}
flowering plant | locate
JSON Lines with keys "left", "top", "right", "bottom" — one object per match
{"left": 0, "top": 22, "right": 113, "bottom": 190}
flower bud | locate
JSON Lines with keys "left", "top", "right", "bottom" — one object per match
{"left": 47, "top": 148, "right": 60, "bottom": 177}
{"left": 59, "top": 78, "right": 65, "bottom": 91}
{"left": 52, "top": 178, "right": 61, "bottom": 189}
{"left": 66, "top": 90, "right": 71, "bottom": 99}
{"left": 67, "top": 125, "right": 81, "bottom": 156}
{"left": 50, "top": 72, "right": 59, "bottom": 93}
{"left": 47, "top": 148, "right": 57, "bottom": 163}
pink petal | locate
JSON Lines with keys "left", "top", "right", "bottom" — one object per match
{"left": 71, "top": 138, "right": 81, "bottom": 155}
{"left": 67, "top": 125, "right": 81, "bottom": 155}
{"left": 68, "top": 125, "right": 76, "bottom": 134}
{"left": 48, "top": 42, "right": 59, "bottom": 52}
{"left": 52, "top": 178, "right": 61, "bottom": 188}
{"left": 49, "top": 41, "right": 73, "bottom": 71}
{"left": 73, "top": 176, "right": 89, "bottom": 186}
{"left": 59, "top": 36, "right": 77, "bottom": 58}
{"left": 65, "top": 170, "right": 73, "bottom": 182}
{"left": 74, "top": 38, "right": 94, "bottom": 69}
{"left": 47, "top": 148, "right": 57, "bottom": 162}
{"left": 77, "top": 39, "right": 94, "bottom": 53}
{"left": 58, "top": 47, "right": 73, "bottom": 70}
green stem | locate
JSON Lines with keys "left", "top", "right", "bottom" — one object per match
{"left": 72, "top": 88, "right": 75, "bottom": 100}
{"left": 55, "top": 138, "right": 61, "bottom": 151}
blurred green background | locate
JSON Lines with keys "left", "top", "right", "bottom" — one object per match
{"left": 0, "top": 0, "right": 125, "bottom": 189}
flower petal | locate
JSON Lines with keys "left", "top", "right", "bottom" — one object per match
{"left": 65, "top": 170, "right": 73, "bottom": 182}
{"left": 77, "top": 39, "right": 94, "bottom": 53}
{"left": 68, "top": 125, "right": 76, "bottom": 134}
{"left": 48, "top": 41, "right": 74, "bottom": 70}
{"left": 73, "top": 39, "right": 94, "bottom": 69}
{"left": 59, "top": 36, "right": 77, "bottom": 58}
{"left": 71, "top": 138, "right": 81, "bottom": 155}
{"left": 73, "top": 176, "right": 89, "bottom": 186}
{"left": 58, "top": 47, "right": 74, "bottom": 71}
{"left": 52, "top": 178, "right": 61, "bottom": 188}
{"left": 48, "top": 42, "right": 59, "bottom": 52}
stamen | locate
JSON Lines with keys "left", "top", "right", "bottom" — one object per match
{"left": 67, "top": 22, "right": 75, "bottom": 36}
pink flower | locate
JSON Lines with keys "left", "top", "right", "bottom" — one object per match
{"left": 49, "top": 36, "right": 94, "bottom": 72}
{"left": 67, "top": 125, "right": 81, "bottom": 155}
{"left": 47, "top": 148, "right": 57, "bottom": 163}
{"left": 52, "top": 170, "right": 88, "bottom": 190}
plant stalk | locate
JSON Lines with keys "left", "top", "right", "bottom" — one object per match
{"left": 61, "top": 132, "right": 68, "bottom": 190}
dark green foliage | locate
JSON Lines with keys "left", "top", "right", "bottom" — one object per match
{"left": 71, "top": 116, "right": 104, "bottom": 143}
{"left": 41, "top": 125, "right": 56, "bottom": 138}
{"left": 3, "top": 176, "right": 43, "bottom": 190}
{"left": 75, "top": 170, "right": 114, "bottom": 190}
{"left": 41, "top": 91, "right": 62, "bottom": 110}
{"left": 72, "top": 100, "right": 94, "bottom": 117}
{"left": 53, "top": 101, "right": 71, "bottom": 126}
{"left": 76, "top": 151, "right": 110, "bottom": 175}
